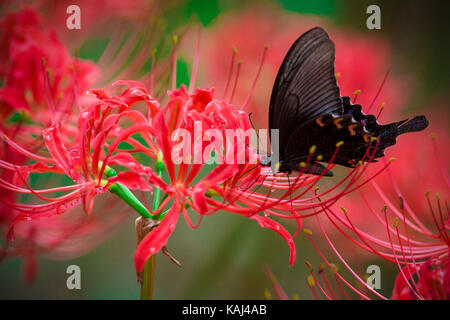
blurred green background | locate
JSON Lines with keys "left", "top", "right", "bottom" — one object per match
{"left": 1, "top": 0, "right": 449, "bottom": 299}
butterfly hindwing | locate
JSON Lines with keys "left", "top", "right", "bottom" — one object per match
{"left": 282, "top": 113, "right": 373, "bottom": 171}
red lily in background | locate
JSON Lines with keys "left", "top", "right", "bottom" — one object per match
{"left": 0, "top": 8, "right": 99, "bottom": 280}
{"left": 0, "top": 8, "right": 97, "bottom": 126}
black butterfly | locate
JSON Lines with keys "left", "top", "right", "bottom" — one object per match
{"left": 260, "top": 27, "right": 429, "bottom": 176}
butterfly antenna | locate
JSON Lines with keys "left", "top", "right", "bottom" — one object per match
{"left": 237, "top": 164, "right": 258, "bottom": 181}
{"left": 248, "top": 112, "right": 266, "bottom": 155}
{"left": 286, "top": 173, "right": 295, "bottom": 215}
{"left": 246, "top": 174, "right": 267, "bottom": 198}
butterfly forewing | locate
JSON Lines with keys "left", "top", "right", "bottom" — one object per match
{"left": 269, "top": 27, "right": 343, "bottom": 154}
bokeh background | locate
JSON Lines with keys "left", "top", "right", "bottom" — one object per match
{"left": 0, "top": 0, "right": 449, "bottom": 299}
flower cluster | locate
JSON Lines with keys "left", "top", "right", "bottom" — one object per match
{"left": 264, "top": 133, "right": 449, "bottom": 300}
{"left": 0, "top": 6, "right": 161, "bottom": 281}
{"left": 2, "top": 6, "right": 444, "bottom": 302}
{"left": 0, "top": 6, "right": 385, "bottom": 278}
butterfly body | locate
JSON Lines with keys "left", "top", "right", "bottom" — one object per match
{"left": 263, "top": 27, "right": 428, "bottom": 176}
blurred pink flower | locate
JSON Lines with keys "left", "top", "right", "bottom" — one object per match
{"left": 0, "top": 7, "right": 97, "bottom": 124}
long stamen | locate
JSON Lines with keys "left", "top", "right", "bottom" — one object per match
{"left": 149, "top": 48, "right": 157, "bottom": 93}
{"left": 229, "top": 61, "right": 242, "bottom": 104}
{"left": 367, "top": 67, "right": 390, "bottom": 113}
{"left": 241, "top": 45, "right": 268, "bottom": 110}
{"left": 426, "top": 191, "right": 449, "bottom": 243}
{"left": 393, "top": 217, "right": 422, "bottom": 298}
{"left": 304, "top": 229, "right": 371, "bottom": 300}
{"left": 171, "top": 35, "right": 178, "bottom": 91}
{"left": 188, "top": 26, "right": 201, "bottom": 94}
{"left": 264, "top": 265, "right": 289, "bottom": 300}
{"left": 332, "top": 266, "right": 350, "bottom": 300}
{"left": 41, "top": 59, "right": 55, "bottom": 126}
{"left": 315, "top": 214, "right": 388, "bottom": 299}
{"left": 436, "top": 193, "right": 450, "bottom": 244}
{"left": 305, "top": 261, "right": 332, "bottom": 300}
{"left": 353, "top": 89, "right": 361, "bottom": 104}
{"left": 223, "top": 47, "right": 237, "bottom": 99}
{"left": 318, "top": 263, "right": 337, "bottom": 299}
{"left": 399, "top": 197, "right": 422, "bottom": 281}
{"left": 380, "top": 159, "right": 434, "bottom": 235}
{"left": 376, "top": 102, "right": 385, "bottom": 120}
{"left": 307, "top": 275, "right": 321, "bottom": 300}
{"left": 384, "top": 208, "right": 423, "bottom": 300}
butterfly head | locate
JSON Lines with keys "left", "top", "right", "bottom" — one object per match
{"left": 259, "top": 154, "right": 272, "bottom": 167}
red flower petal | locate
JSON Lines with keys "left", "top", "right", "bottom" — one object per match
{"left": 189, "top": 87, "right": 215, "bottom": 112}
{"left": 250, "top": 214, "right": 296, "bottom": 267}
{"left": 134, "top": 200, "right": 181, "bottom": 272}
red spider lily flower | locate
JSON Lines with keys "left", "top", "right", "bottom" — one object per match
{"left": 391, "top": 257, "right": 450, "bottom": 300}
{"left": 263, "top": 129, "right": 448, "bottom": 300}
{"left": 195, "top": 8, "right": 408, "bottom": 129}
{"left": 100, "top": 80, "right": 301, "bottom": 271}
{"left": 0, "top": 6, "right": 172, "bottom": 281}
{"left": 0, "top": 78, "right": 162, "bottom": 230}
{"left": 0, "top": 7, "right": 97, "bottom": 125}
{"left": 0, "top": 8, "right": 98, "bottom": 280}
{"left": 0, "top": 78, "right": 160, "bottom": 278}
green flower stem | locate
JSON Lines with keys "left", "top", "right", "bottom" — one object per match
{"left": 100, "top": 159, "right": 165, "bottom": 300}
{"left": 140, "top": 151, "right": 165, "bottom": 300}
{"left": 108, "top": 183, "right": 154, "bottom": 219}
{"left": 103, "top": 164, "right": 154, "bottom": 219}
{"left": 140, "top": 255, "right": 156, "bottom": 300}
{"left": 101, "top": 157, "right": 217, "bottom": 300}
